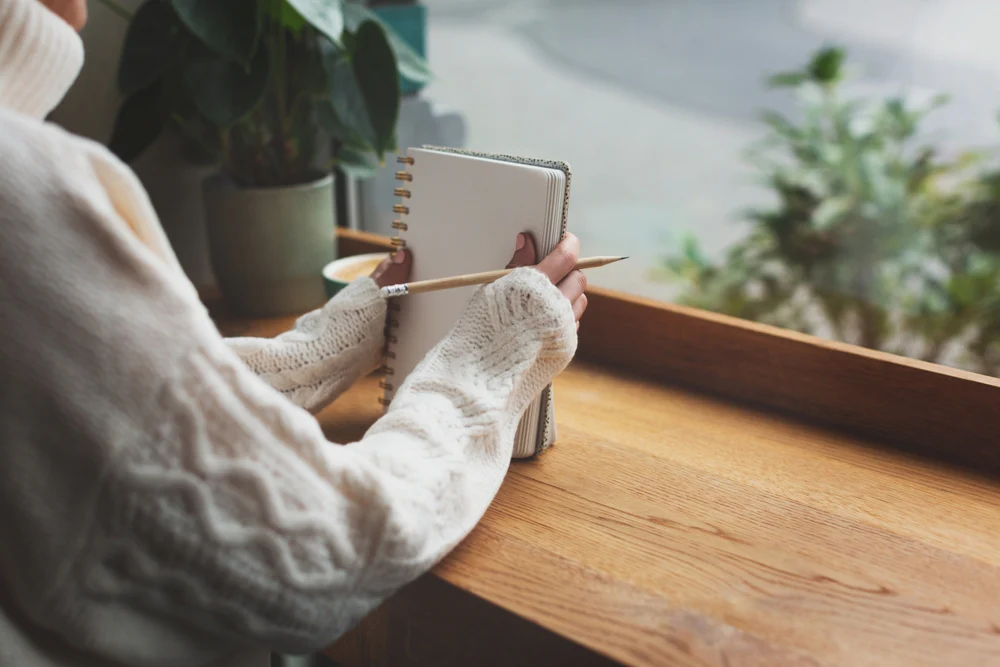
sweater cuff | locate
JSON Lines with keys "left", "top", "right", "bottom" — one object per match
{"left": 482, "top": 267, "right": 577, "bottom": 347}
{"left": 326, "top": 277, "right": 382, "bottom": 308}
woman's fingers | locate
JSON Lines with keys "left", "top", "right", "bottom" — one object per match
{"left": 558, "top": 269, "right": 587, "bottom": 304}
{"left": 370, "top": 249, "right": 411, "bottom": 288}
{"left": 572, "top": 293, "right": 588, "bottom": 321}
{"left": 531, "top": 234, "right": 587, "bottom": 323}
{"left": 506, "top": 233, "right": 538, "bottom": 268}
{"left": 535, "top": 233, "right": 580, "bottom": 285}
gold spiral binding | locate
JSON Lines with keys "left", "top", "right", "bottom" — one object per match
{"left": 383, "top": 153, "right": 413, "bottom": 411}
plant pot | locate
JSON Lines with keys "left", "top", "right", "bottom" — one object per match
{"left": 132, "top": 128, "right": 218, "bottom": 290}
{"left": 202, "top": 174, "right": 337, "bottom": 316}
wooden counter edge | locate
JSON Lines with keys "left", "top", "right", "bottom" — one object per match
{"left": 579, "top": 287, "right": 1000, "bottom": 476}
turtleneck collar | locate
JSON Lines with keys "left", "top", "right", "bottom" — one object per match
{"left": 0, "top": 0, "right": 83, "bottom": 118}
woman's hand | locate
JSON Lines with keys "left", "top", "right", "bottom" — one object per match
{"left": 372, "top": 236, "right": 588, "bottom": 324}
{"left": 370, "top": 249, "right": 412, "bottom": 288}
{"left": 507, "top": 232, "right": 588, "bottom": 324}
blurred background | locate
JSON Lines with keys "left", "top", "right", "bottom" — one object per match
{"left": 417, "top": 0, "right": 1000, "bottom": 376}
{"left": 61, "top": 0, "right": 1000, "bottom": 378}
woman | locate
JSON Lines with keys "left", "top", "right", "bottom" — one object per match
{"left": 0, "top": 0, "right": 588, "bottom": 665}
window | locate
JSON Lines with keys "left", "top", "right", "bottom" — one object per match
{"left": 422, "top": 0, "right": 1000, "bottom": 378}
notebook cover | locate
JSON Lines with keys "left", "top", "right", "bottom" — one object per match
{"left": 386, "top": 146, "right": 572, "bottom": 456}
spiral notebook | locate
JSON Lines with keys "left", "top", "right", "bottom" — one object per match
{"left": 381, "top": 146, "right": 572, "bottom": 458}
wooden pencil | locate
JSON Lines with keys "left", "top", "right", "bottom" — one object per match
{"left": 379, "top": 256, "right": 627, "bottom": 297}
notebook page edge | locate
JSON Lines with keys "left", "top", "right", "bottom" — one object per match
{"left": 512, "top": 168, "right": 559, "bottom": 458}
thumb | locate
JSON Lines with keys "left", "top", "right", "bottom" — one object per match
{"left": 371, "top": 249, "right": 411, "bottom": 288}
{"left": 506, "top": 233, "right": 538, "bottom": 269}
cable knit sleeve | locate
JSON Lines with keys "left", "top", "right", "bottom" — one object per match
{"left": 0, "top": 111, "right": 578, "bottom": 666}
{"left": 73, "top": 268, "right": 576, "bottom": 660}
{"left": 223, "top": 279, "right": 387, "bottom": 413}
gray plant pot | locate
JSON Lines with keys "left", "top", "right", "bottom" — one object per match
{"left": 203, "top": 174, "right": 337, "bottom": 316}
{"left": 132, "top": 129, "right": 218, "bottom": 290}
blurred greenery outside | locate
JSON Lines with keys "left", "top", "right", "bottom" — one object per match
{"left": 660, "top": 47, "right": 1000, "bottom": 377}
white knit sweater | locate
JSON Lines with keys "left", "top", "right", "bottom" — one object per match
{"left": 0, "top": 2, "right": 577, "bottom": 666}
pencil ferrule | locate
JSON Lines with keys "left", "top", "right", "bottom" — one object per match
{"left": 380, "top": 284, "right": 409, "bottom": 298}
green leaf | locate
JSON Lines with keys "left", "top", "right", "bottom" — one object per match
{"left": 324, "top": 52, "right": 376, "bottom": 151}
{"left": 323, "top": 20, "right": 399, "bottom": 157}
{"left": 811, "top": 196, "right": 854, "bottom": 230}
{"left": 118, "top": 1, "right": 183, "bottom": 95}
{"left": 343, "top": 2, "right": 431, "bottom": 84}
{"left": 760, "top": 110, "right": 801, "bottom": 140}
{"left": 317, "top": 100, "right": 370, "bottom": 150}
{"left": 929, "top": 92, "right": 950, "bottom": 109}
{"left": 766, "top": 71, "right": 807, "bottom": 88}
{"left": 108, "top": 81, "right": 169, "bottom": 163}
{"left": 351, "top": 20, "right": 399, "bottom": 156}
{"left": 807, "top": 46, "right": 845, "bottom": 84}
{"left": 171, "top": 0, "right": 261, "bottom": 66}
{"left": 263, "top": 0, "right": 308, "bottom": 34}
{"left": 182, "top": 40, "right": 270, "bottom": 126}
{"left": 294, "top": 37, "right": 333, "bottom": 97}
{"left": 681, "top": 234, "right": 707, "bottom": 266}
{"left": 955, "top": 149, "right": 984, "bottom": 170}
{"left": 176, "top": 110, "right": 222, "bottom": 165}
{"left": 286, "top": 0, "right": 344, "bottom": 46}
{"left": 884, "top": 97, "right": 906, "bottom": 119}
{"left": 338, "top": 145, "right": 380, "bottom": 179}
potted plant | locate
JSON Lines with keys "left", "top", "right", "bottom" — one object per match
{"left": 661, "top": 46, "right": 1000, "bottom": 375}
{"left": 108, "top": 0, "right": 430, "bottom": 316}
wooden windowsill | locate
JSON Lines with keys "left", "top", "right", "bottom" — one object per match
{"left": 287, "top": 364, "right": 999, "bottom": 667}
{"left": 209, "top": 230, "right": 1000, "bottom": 665}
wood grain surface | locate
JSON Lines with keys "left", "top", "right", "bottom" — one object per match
{"left": 300, "top": 366, "right": 1000, "bottom": 667}
{"left": 579, "top": 288, "right": 1000, "bottom": 478}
